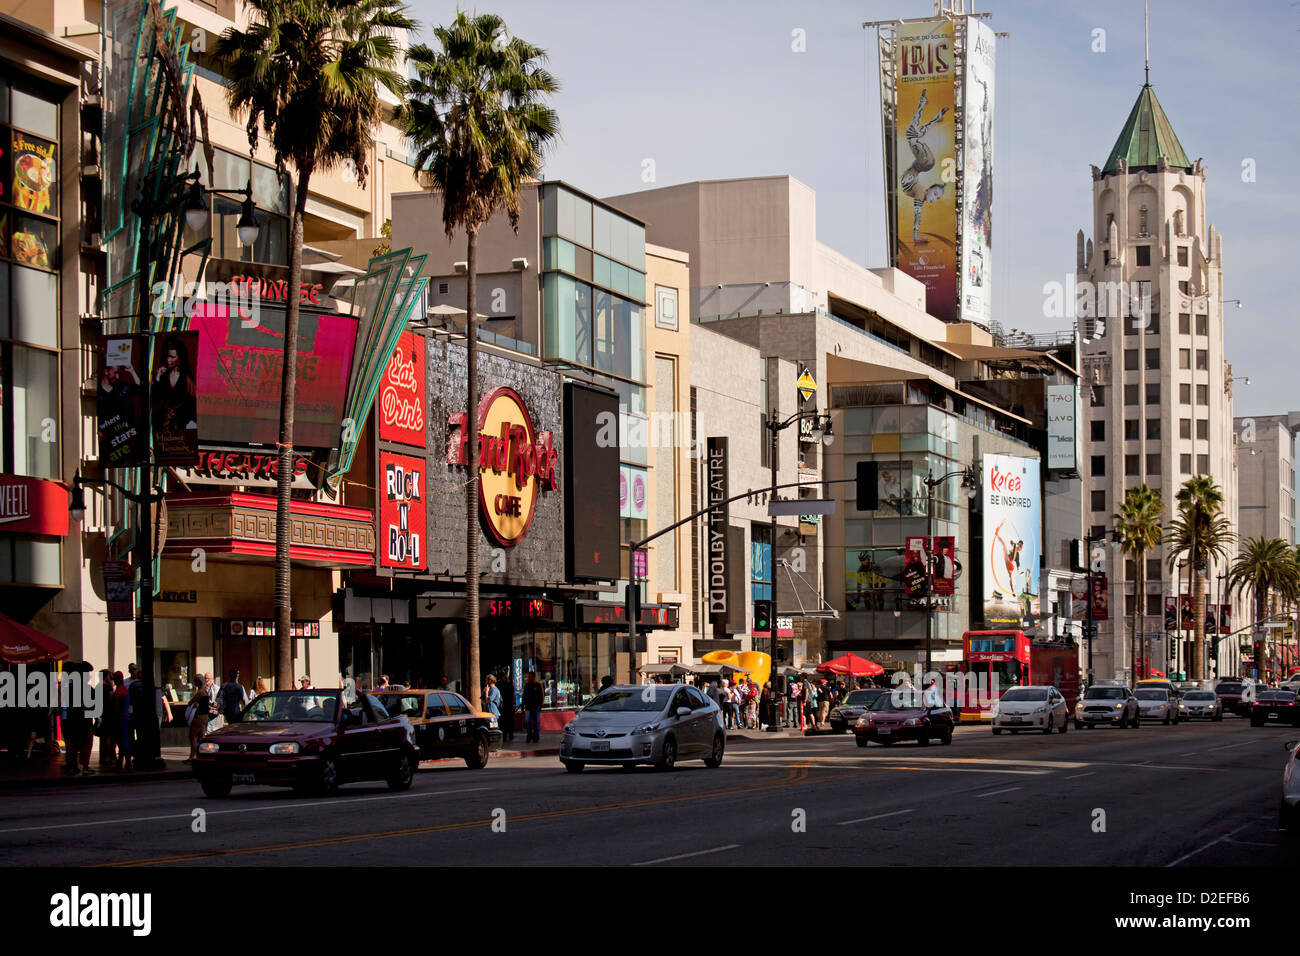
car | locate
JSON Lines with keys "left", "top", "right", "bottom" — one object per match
{"left": 194, "top": 690, "right": 418, "bottom": 798}
{"left": 1074, "top": 684, "right": 1141, "bottom": 729}
{"left": 1280, "top": 674, "right": 1300, "bottom": 693}
{"left": 372, "top": 689, "right": 502, "bottom": 768}
{"left": 1250, "top": 689, "right": 1300, "bottom": 727}
{"left": 990, "top": 685, "right": 1069, "bottom": 735}
{"left": 1281, "top": 739, "right": 1300, "bottom": 831}
{"left": 853, "top": 690, "right": 954, "bottom": 746}
{"left": 559, "top": 683, "right": 724, "bottom": 772}
{"left": 1134, "top": 687, "right": 1181, "bottom": 725}
{"left": 1180, "top": 689, "right": 1223, "bottom": 721}
{"left": 828, "top": 687, "right": 889, "bottom": 733}
{"left": 1173, "top": 680, "right": 1213, "bottom": 695}
{"left": 1215, "top": 680, "right": 1258, "bottom": 717}
{"left": 1136, "top": 679, "right": 1182, "bottom": 701}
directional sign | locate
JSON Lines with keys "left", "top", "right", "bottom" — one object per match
{"left": 797, "top": 366, "right": 817, "bottom": 403}
{"left": 770, "top": 499, "right": 835, "bottom": 516}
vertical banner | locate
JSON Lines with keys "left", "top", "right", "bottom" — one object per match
{"left": 1165, "top": 596, "right": 1177, "bottom": 632}
{"left": 892, "top": 18, "right": 958, "bottom": 322}
{"left": 150, "top": 331, "right": 200, "bottom": 465}
{"left": 1090, "top": 574, "right": 1109, "bottom": 621}
{"left": 982, "top": 454, "right": 1041, "bottom": 626}
{"left": 1046, "top": 384, "right": 1078, "bottom": 470}
{"left": 932, "top": 535, "right": 956, "bottom": 595}
{"left": 1219, "top": 604, "right": 1231, "bottom": 634}
{"left": 961, "top": 19, "right": 995, "bottom": 324}
{"left": 379, "top": 331, "right": 426, "bottom": 447}
{"left": 707, "top": 437, "right": 730, "bottom": 636}
{"left": 97, "top": 334, "right": 148, "bottom": 467}
{"left": 102, "top": 561, "right": 134, "bottom": 622}
{"left": 903, "top": 536, "right": 928, "bottom": 597}
{"left": 379, "top": 451, "right": 425, "bottom": 570}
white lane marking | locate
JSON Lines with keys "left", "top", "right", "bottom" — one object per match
{"left": 1063, "top": 772, "right": 1095, "bottom": 780}
{"left": 0, "top": 787, "right": 492, "bottom": 835}
{"left": 632, "top": 844, "right": 740, "bottom": 866}
{"left": 974, "top": 786, "right": 1021, "bottom": 799}
{"left": 837, "top": 808, "right": 915, "bottom": 826}
{"left": 1207, "top": 740, "right": 1257, "bottom": 752}
{"left": 1165, "top": 821, "right": 1257, "bottom": 867}
{"left": 1179, "top": 752, "right": 1199, "bottom": 757}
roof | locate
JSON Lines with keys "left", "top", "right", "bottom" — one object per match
{"left": 1102, "top": 84, "right": 1192, "bottom": 175}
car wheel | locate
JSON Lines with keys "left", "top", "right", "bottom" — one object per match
{"left": 387, "top": 749, "right": 415, "bottom": 791}
{"left": 1164, "top": 712, "right": 1171, "bottom": 725}
{"left": 831, "top": 722, "right": 845, "bottom": 734}
{"left": 656, "top": 735, "right": 677, "bottom": 771}
{"left": 464, "top": 732, "right": 490, "bottom": 770}
{"left": 704, "top": 733, "right": 725, "bottom": 768}
{"left": 1043, "top": 714, "right": 1054, "bottom": 735}
{"left": 855, "top": 736, "right": 869, "bottom": 748}
{"left": 200, "top": 777, "right": 232, "bottom": 799}
{"left": 917, "top": 732, "right": 930, "bottom": 747}
{"left": 941, "top": 727, "right": 953, "bottom": 745}
{"left": 1213, "top": 713, "right": 1222, "bottom": 721}
{"left": 562, "top": 760, "right": 584, "bottom": 773}
{"left": 992, "top": 728, "right": 1002, "bottom": 735}
{"left": 1075, "top": 720, "right": 1084, "bottom": 730}
{"left": 313, "top": 754, "right": 340, "bottom": 795}
{"left": 1280, "top": 800, "right": 1298, "bottom": 833}
{"left": 1059, "top": 714, "right": 1069, "bottom": 734}
{"left": 1131, "top": 714, "right": 1140, "bottom": 729}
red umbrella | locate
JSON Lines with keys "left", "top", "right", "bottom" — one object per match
{"left": 816, "top": 653, "right": 884, "bottom": 677}
{"left": 0, "top": 612, "right": 69, "bottom": 664}
{"left": 1149, "top": 669, "right": 1166, "bottom": 677}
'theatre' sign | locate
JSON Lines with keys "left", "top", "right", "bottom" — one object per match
{"left": 707, "top": 437, "right": 730, "bottom": 635}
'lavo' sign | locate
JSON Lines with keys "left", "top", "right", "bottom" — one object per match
{"left": 379, "top": 332, "right": 425, "bottom": 447}
{"left": 0, "top": 475, "right": 68, "bottom": 536}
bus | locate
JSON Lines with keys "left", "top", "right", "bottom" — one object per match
{"left": 948, "top": 630, "right": 1080, "bottom": 721}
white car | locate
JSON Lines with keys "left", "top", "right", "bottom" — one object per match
{"left": 1281, "top": 739, "right": 1300, "bottom": 831}
{"left": 1280, "top": 675, "right": 1300, "bottom": 694}
{"left": 991, "top": 686, "right": 1069, "bottom": 735}
{"left": 1134, "top": 687, "right": 1181, "bottom": 725}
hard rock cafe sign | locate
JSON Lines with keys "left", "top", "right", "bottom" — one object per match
{"left": 447, "top": 387, "right": 558, "bottom": 547}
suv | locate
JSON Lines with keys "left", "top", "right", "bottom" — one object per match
{"left": 1075, "top": 685, "right": 1141, "bottom": 729}
{"left": 1214, "top": 680, "right": 1257, "bottom": 717}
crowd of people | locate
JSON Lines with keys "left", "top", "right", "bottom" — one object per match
{"left": 693, "top": 673, "right": 885, "bottom": 732}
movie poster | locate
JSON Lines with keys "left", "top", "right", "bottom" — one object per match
{"left": 932, "top": 535, "right": 956, "bottom": 595}
{"left": 903, "top": 536, "right": 928, "bottom": 597}
{"left": 97, "top": 335, "right": 147, "bottom": 467}
{"left": 150, "top": 331, "right": 200, "bottom": 465}
{"left": 982, "top": 454, "right": 1041, "bottom": 626}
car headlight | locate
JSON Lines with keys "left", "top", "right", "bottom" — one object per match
{"left": 198, "top": 741, "right": 219, "bottom": 754}
{"left": 903, "top": 718, "right": 921, "bottom": 727}
{"left": 268, "top": 742, "right": 300, "bottom": 755}
{"left": 487, "top": 716, "right": 499, "bottom": 728}
{"left": 1114, "top": 703, "right": 1124, "bottom": 710}
{"left": 632, "top": 722, "right": 661, "bottom": 736}
{"left": 562, "top": 722, "right": 578, "bottom": 735}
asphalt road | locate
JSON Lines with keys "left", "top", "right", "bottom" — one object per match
{"left": 3, "top": 717, "right": 1297, "bottom": 868}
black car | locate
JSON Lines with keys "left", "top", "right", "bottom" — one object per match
{"left": 372, "top": 689, "right": 503, "bottom": 768}
{"left": 829, "top": 688, "right": 888, "bottom": 733}
{"left": 1250, "top": 690, "right": 1300, "bottom": 728}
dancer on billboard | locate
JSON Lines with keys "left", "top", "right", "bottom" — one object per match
{"left": 900, "top": 89, "right": 948, "bottom": 244}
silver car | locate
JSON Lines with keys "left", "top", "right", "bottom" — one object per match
{"left": 559, "top": 684, "right": 725, "bottom": 773}
{"left": 991, "top": 685, "right": 1069, "bottom": 735}
{"left": 1134, "top": 687, "right": 1181, "bottom": 725}
{"left": 1281, "top": 739, "right": 1300, "bottom": 831}
{"left": 1180, "top": 689, "right": 1223, "bottom": 721}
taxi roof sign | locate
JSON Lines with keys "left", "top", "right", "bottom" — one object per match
{"left": 797, "top": 367, "right": 817, "bottom": 403}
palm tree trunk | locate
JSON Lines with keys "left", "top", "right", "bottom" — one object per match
{"left": 1192, "top": 554, "right": 1205, "bottom": 681}
{"left": 1255, "top": 585, "right": 1266, "bottom": 678}
{"left": 275, "top": 163, "right": 312, "bottom": 691}
{"left": 1132, "top": 561, "right": 1143, "bottom": 684}
{"left": 465, "top": 226, "right": 481, "bottom": 711}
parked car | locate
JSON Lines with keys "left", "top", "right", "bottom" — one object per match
{"left": 829, "top": 687, "right": 888, "bottom": 733}
{"left": 1279, "top": 674, "right": 1300, "bottom": 693}
{"left": 1074, "top": 685, "right": 1141, "bottom": 729}
{"left": 1180, "top": 689, "right": 1223, "bottom": 721}
{"left": 1215, "top": 680, "right": 1258, "bottom": 717}
{"left": 1251, "top": 690, "right": 1300, "bottom": 727}
{"left": 991, "top": 685, "right": 1069, "bottom": 735}
{"left": 372, "top": 689, "right": 502, "bottom": 768}
{"left": 559, "top": 684, "right": 724, "bottom": 772}
{"left": 194, "top": 690, "right": 417, "bottom": 798}
{"left": 854, "top": 690, "right": 954, "bottom": 746}
{"left": 1134, "top": 687, "right": 1180, "bottom": 725}
{"left": 1281, "top": 739, "right": 1300, "bottom": 831}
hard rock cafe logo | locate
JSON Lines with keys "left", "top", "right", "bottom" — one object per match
{"left": 380, "top": 342, "right": 424, "bottom": 438}
{"left": 447, "top": 387, "right": 558, "bottom": 546}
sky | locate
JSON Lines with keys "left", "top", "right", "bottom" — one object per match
{"left": 409, "top": 0, "right": 1300, "bottom": 417}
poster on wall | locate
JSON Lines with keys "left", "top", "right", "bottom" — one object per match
{"left": 1046, "top": 384, "right": 1077, "bottom": 470}
{"left": 150, "top": 331, "right": 200, "bottom": 466}
{"left": 982, "top": 454, "right": 1041, "bottom": 626}
{"left": 960, "top": 19, "right": 995, "bottom": 324}
{"left": 890, "top": 18, "right": 958, "bottom": 322}
{"left": 11, "top": 130, "right": 57, "bottom": 217}
{"left": 97, "top": 335, "right": 148, "bottom": 467}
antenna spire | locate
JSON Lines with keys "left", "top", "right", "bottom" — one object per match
{"left": 1144, "top": 0, "right": 1150, "bottom": 85}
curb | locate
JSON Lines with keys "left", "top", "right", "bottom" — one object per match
{"left": 0, "top": 767, "right": 193, "bottom": 791}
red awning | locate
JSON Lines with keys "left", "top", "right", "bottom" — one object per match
{"left": 0, "top": 613, "right": 69, "bottom": 664}
{"left": 816, "top": 653, "right": 885, "bottom": 677}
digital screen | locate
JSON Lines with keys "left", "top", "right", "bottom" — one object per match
{"left": 579, "top": 604, "right": 679, "bottom": 628}
{"left": 487, "top": 598, "right": 556, "bottom": 620}
{"left": 564, "top": 382, "right": 620, "bottom": 580}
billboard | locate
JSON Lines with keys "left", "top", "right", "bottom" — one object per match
{"left": 97, "top": 334, "right": 147, "bottom": 467}
{"left": 151, "top": 331, "right": 199, "bottom": 466}
{"left": 961, "top": 19, "right": 995, "bottom": 324}
{"left": 890, "top": 18, "right": 958, "bottom": 322}
{"left": 1046, "top": 384, "right": 1077, "bottom": 470}
{"left": 563, "top": 382, "right": 620, "bottom": 581}
{"left": 379, "top": 451, "right": 424, "bottom": 571}
{"left": 378, "top": 331, "right": 426, "bottom": 447}
{"left": 194, "top": 305, "right": 358, "bottom": 450}
{"left": 982, "top": 454, "right": 1041, "bottom": 626}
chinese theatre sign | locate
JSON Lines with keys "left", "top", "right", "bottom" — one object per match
{"left": 379, "top": 332, "right": 425, "bottom": 447}
{"left": 448, "top": 387, "right": 558, "bottom": 547}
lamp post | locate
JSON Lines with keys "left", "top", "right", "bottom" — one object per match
{"left": 1082, "top": 528, "right": 1122, "bottom": 686}
{"left": 920, "top": 466, "right": 978, "bottom": 677}
{"left": 765, "top": 407, "right": 833, "bottom": 729}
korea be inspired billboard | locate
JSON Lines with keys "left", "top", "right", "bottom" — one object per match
{"left": 982, "top": 455, "right": 1041, "bottom": 626}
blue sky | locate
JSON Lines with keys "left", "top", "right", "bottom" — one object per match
{"left": 411, "top": 0, "right": 1299, "bottom": 417}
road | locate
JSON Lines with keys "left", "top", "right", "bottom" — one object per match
{"left": 2, "top": 717, "right": 1296, "bottom": 867}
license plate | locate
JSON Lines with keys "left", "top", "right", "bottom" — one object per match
{"left": 1007, "top": 717, "right": 1024, "bottom": 723}
{"left": 233, "top": 773, "right": 256, "bottom": 784}
{"left": 589, "top": 740, "right": 610, "bottom": 752}
{"left": 1268, "top": 713, "right": 1279, "bottom": 720}
{"left": 877, "top": 728, "right": 891, "bottom": 735}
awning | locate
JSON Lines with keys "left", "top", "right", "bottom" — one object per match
{"left": 638, "top": 663, "right": 691, "bottom": 677}
{"left": 689, "top": 663, "right": 751, "bottom": 677}
{"left": 0, "top": 613, "right": 69, "bottom": 664}
{"left": 816, "top": 652, "right": 885, "bottom": 677}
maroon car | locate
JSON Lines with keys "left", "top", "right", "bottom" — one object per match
{"left": 854, "top": 691, "right": 955, "bottom": 747}
{"left": 194, "top": 690, "right": 418, "bottom": 798}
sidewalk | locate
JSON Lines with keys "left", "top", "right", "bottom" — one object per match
{"left": 0, "top": 745, "right": 195, "bottom": 790}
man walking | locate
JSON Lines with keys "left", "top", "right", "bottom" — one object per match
{"left": 498, "top": 671, "right": 516, "bottom": 743}
{"left": 522, "top": 671, "right": 544, "bottom": 744}
{"left": 217, "top": 669, "right": 248, "bottom": 724}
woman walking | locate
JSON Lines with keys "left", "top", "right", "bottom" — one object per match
{"left": 484, "top": 673, "right": 502, "bottom": 721}
{"left": 112, "top": 671, "right": 132, "bottom": 772}
{"left": 186, "top": 679, "right": 212, "bottom": 761}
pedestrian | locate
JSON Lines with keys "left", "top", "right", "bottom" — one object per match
{"left": 112, "top": 671, "right": 132, "bottom": 772}
{"left": 484, "top": 673, "right": 501, "bottom": 720}
{"left": 217, "top": 669, "right": 249, "bottom": 724}
{"left": 759, "top": 682, "right": 773, "bottom": 730}
{"left": 924, "top": 677, "right": 942, "bottom": 707}
{"left": 97, "top": 669, "right": 117, "bottom": 768}
{"left": 61, "top": 662, "right": 95, "bottom": 776}
{"left": 817, "top": 679, "right": 831, "bottom": 728}
{"left": 375, "top": 675, "right": 390, "bottom": 691}
{"left": 126, "top": 663, "right": 147, "bottom": 755}
{"left": 522, "top": 671, "right": 544, "bottom": 743}
{"left": 201, "top": 672, "right": 224, "bottom": 732}
{"left": 155, "top": 683, "right": 172, "bottom": 733}
{"left": 789, "top": 677, "right": 803, "bottom": 731}
{"left": 255, "top": 678, "right": 271, "bottom": 698}
{"left": 438, "top": 675, "right": 450, "bottom": 690}
{"left": 803, "top": 676, "right": 817, "bottom": 729}
{"left": 498, "top": 671, "right": 516, "bottom": 743}
{"left": 186, "top": 677, "right": 212, "bottom": 761}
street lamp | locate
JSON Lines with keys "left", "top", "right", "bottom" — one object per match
{"left": 182, "top": 166, "right": 261, "bottom": 247}
{"left": 920, "top": 466, "right": 978, "bottom": 677}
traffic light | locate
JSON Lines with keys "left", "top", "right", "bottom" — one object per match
{"left": 625, "top": 581, "right": 640, "bottom": 622}
{"left": 855, "top": 460, "right": 879, "bottom": 511}
{"left": 754, "top": 599, "right": 773, "bottom": 633}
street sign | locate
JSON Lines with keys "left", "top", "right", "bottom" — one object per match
{"left": 770, "top": 499, "right": 834, "bottom": 516}
{"left": 796, "top": 366, "right": 817, "bottom": 403}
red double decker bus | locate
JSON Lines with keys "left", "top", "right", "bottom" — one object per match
{"left": 949, "top": 630, "right": 1080, "bottom": 721}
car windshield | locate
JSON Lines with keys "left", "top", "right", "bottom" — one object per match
{"left": 584, "top": 688, "right": 673, "bottom": 713}
{"left": 1000, "top": 688, "right": 1048, "bottom": 702}
{"left": 1215, "top": 683, "right": 1244, "bottom": 694}
{"left": 872, "top": 693, "right": 927, "bottom": 711}
{"left": 1084, "top": 687, "right": 1126, "bottom": 700}
{"left": 843, "top": 690, "right": 884, "bottom": 706}
{"left": 240, "top": 691, "right": 341, "bottom": 722}
{"left": 1183, "top": 692, "right": 1216, "bottom": 701}
{"left": 1135, "top": 689, "right": 1168, "bottom": 701}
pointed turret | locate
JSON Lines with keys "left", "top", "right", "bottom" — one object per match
{"left": 1101, "top": 84, "right": 1192, "bottom": 176}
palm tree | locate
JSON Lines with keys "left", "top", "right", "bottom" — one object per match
{"left": 398, "top": 12, "right": 559, "bottom": 709}
{"left": 1165, "top": 476, "right": 1235, "bottom": 680}
{"left": 1227, "top": 537, "right": 1300, "bottom": 681}
{"left": 1114, "top": 484, "right": 1163, "bottom": 684}
{"left": 216, "top": 0, "right": 413, "bottom": 689}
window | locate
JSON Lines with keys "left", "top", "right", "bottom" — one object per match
{"left": 1146, "top": 419, "right": 1160, "bottom": 440}
{"left": 1197, "top": 454, "right": 1209, "bottom": 473}
{"left": 1124, "top": 349, "right": 1138, "bottom": 371}
{"left": 1180, "top": 418, "right": 1191, "bottom": 439}
{"left": 1180, "top": 383, "right": 1191, "bottom": 404}
{"left": 1091, "top": 455, "right": 1106, "bottom": 476}
{"left": 1125, "top": 454, "right": 1139, "bottom": 476}
{"left": 6, "top": 344, "right": 58, "bottom": 479}
{"left": 1180, "top": 349, "right": 1190, "bottom": 369}
{"left": 1177, "top": 246, "right": 1189, "bottom": 266}
{"left": 1147, "top": 559, "right": 1162, "bottom": 581}
{"left": 1180, "top": 454, "right": 1191, "bottom": 473}
{"left": 1091, "top": 490, "right": 1107, "bottom": 512}
{"left": 1125, "top": 559, "right": 1136, "bottom": 579}
{"left": 1146, "top": 453, "right": 1161, "bottom": 473}
{"left": 1196, "top": 385, "right": 1208, "bottom": 405}
{"left": 1090, "top": 524, "right": 1106, "bottom": 540}
{"left": 1145, "top": 348, "right": 1159, "bottom": 370}
{"left": 1179, "top": 313, "right": 1191, "bottom": 335}
{"left": 1138, "top": 206, "right": 1149, "bottom": 235}
{"left": 1196, "top": 419, "right": 1209, "bottom": 440}
{"left": 1195, "top": 349, "right": 1208, "bottom": 370}
{"left": 1092, "top": 386, "right": 1105, "bottom": 407}
{"left": 1125, "top": 419, "right": 1139, "bottom": 441}
{"left": 1124, "top": 384, "right": 1139, "bottom": 406}
{"left": 1091, "top": 420, "right": 1105, "bottom": 441}
{"left": 1179, "top": 280, "right": 1190, "bottom": 295}
{"left": 1145, "top": 383, "right": 1160, "bottom": 405}
{"left": 1136, "top": 245, "right": 1151, "bottom": 266}
{"left": 655, "top": 285, "right": 678, "bottom": 331}
{"left": 1196, "top": 314, "right": 1208, "bottom": 336}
